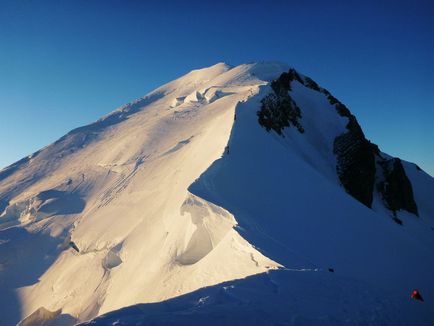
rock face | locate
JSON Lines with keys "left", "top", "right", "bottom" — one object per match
{"left": 257, "top": 69, "right": 304, "bottom": 135}
{"left": 332, "top": 107, "right": 376, "bottom": 208}
{"left": 261, "top": 69, "right": 420, "bottom": 214}
{"left": 260, "top": 69, "right": 377, "bottom": 208}
{"left": 320, "top": 87, "right": 378, "bottom": 209}
{"left": 379, "top": 158, "right": 419, "bottom": 216}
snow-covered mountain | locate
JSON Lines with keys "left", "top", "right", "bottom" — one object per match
{"left": 1, "top": 62, "right": 433, "bottom": 325}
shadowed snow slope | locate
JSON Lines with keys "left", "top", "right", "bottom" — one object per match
{"left": 1, "top": 62, "right": 433, "bottom": 325}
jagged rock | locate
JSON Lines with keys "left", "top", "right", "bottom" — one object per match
{"left": 379, "top": 158, "right": 419, "bottom": 216}
{"left": 333, "top": 110, "right": 376, "bottom": 207}
{"left": 303, "top": 76, "right": 320, "bottom": 91}
{"left": 264, "top": 69, "right": 380, "bottom": 208}
{"left": 257, "top": 93, "right": 303, "bottom": 135}
{"left": 270, "top": 68, "right": 303, "bottom": 95}
{"left": 334, "top": 130, "right": 376, "bottom": 207}
{"left": 257, "top": 69, "right": 304, "bottom": 135}
{"left": 268, "top": 68, "right": 417, "bottom": 217}
{"left": 327, "top": 91, "right": 377, "bottom": 208}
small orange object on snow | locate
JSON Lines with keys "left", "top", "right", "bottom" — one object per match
{"left": 411, "top": 289, "right": 424, "bottom": 302}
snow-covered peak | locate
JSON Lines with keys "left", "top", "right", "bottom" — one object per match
{"left": 187, "top": 61, "right": 232, "bottom": 75}
{"left": 1, "top": 62, "right": 433, "bottom": 325}
{"left": 95, "top": 61, "right": 290, "bottom": 129}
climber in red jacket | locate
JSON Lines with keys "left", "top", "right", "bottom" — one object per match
{"left": 411, "top": 289, "right": 424, "bottom": 302}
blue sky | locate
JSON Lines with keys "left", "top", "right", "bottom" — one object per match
{"left": 1, "top": 0, "right": 433, "bottom": 175}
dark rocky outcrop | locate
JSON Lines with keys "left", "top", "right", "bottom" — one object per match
{"left": 303, "top": 77, "right": 320, "bottom": 91}
{"left": 257, "top": 93, "right": 303, "bottom": 135}
{"left": 258, "top": 69, "right": 304, "bottom": 135}
{"left": 379, "top": 158, "right": 419, "bottom": 216}
{"left": 269, "top": 68, "right": 304, "bottom": 96}
{"left": 330, "top": 96, "right": 377, "bottom": 207}
{"left": 305, "top": 82, "right": 379, "bottom": 208}
{"left": 260, "top": 69, "right": 419, "bottom": 215}
{"left": 333, "top": 124, "right": 376, "bottom": 208}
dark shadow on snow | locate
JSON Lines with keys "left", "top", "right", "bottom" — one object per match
{"left": 0, "top": 227, "right": 70, "bottom": 325}
{"left": 36, "top": 189, "right": 86, "bottom": 217}
{"left": 79, "top": 268, "right": 432, "bottom": 325}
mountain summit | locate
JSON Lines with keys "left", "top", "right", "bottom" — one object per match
{"left": 1, "top": 62, "right": 433, "bottom": 325}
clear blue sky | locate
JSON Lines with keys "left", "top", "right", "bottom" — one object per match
{"left": 1, "top": 0, "right": 433, "bottom": 175}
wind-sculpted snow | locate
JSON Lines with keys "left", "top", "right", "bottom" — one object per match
{"left": 17, "top": 306, "right": 76, "bottom": 326}
{"left": 0, "top": 189, "right": 85, "bottom": 230}
{"left": 188, "top": 73, "right": 434, "bottom": 323}
{"left": 0, "top": 62, "right": 433, "bottom": 325}
{"left": 176, "top": 194, "right": 235, "bottom": 265}
{"left": 80, "top": 269, "right": 434, "bottom": 326}
{"left": 0, "top": 62, "right": 284, "bottom": 325}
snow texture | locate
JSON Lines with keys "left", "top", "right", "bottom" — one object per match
{"left": 0, "top": 62, "right": 433, "bottom": 325}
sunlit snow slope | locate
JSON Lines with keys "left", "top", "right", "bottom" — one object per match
{"left": 1, "top": 62, "right": 433, "bottom": 325}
